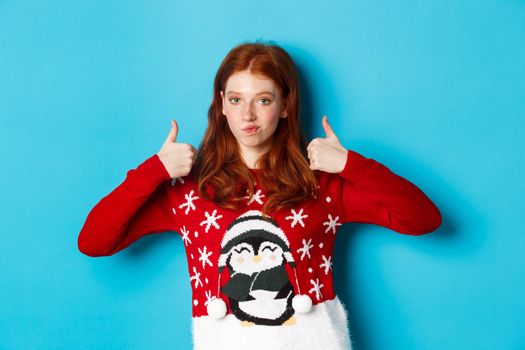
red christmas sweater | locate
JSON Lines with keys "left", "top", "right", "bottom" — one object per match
{"left": 78, "top": 150, "right": 441, "bottom": 350}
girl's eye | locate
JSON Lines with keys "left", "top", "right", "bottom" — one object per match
{"left": 228, "top": 97, "right": 272, "bottom": 104}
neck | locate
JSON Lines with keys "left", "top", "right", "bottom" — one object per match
{"left": 239, "top": 144, "right": 271, "bottom": 169}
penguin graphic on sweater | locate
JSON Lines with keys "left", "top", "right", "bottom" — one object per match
{"left": 217, "top": 210, "right": 297, "bottom": 326}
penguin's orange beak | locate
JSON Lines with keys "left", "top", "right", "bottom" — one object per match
{"left": 252, "top": 255, "right": 262, "bottom": 263}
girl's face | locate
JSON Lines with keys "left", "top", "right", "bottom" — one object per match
{"left": 220, "top": 70, "right": 287, "bottom": 157}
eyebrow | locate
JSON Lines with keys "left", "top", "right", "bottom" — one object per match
{"left": 226, "top": 91, "right": 275, "bottom": 97}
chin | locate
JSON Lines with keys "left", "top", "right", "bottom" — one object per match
{"left": 241, "top": 136, "right": 263, "bottom": 144}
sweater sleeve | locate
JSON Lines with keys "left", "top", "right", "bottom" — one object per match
{"left": 77, "top": 154, "right": 178, "bottom": 257}
{"left": 337, "top": 149, "right": 442, "bottom": 235}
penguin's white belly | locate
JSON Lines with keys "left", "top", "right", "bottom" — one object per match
{"left": 238, "top": 290, "right": 288, "bottom": 319}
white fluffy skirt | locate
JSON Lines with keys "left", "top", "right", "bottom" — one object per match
{"left": 191, "top": 295, "right": 353, "bottom": 350}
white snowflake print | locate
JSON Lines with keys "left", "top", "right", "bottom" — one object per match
{"left": 323, "top": 213, "right": 342, "bottom": 234}
{"left": 199, "top": 209, "right": 223, "bottom": 233}
{"left": 193, "top": 299, "right": 198, "bottom": 306}
{"left": 325, "top": 196, "right": 331, "bottom": 203}
{"left": 245, "top": 189, "right": 265, "bottom": 205}
{"left": 319, "top": 255, "right": 332, "bottom": 275}
{"left": 180, "top": 226, "right": 192, "bottom": 246}
{"left": 190, "top": 266, "right": 203, "bottom": 288}
{"left": 179, "top": 189, "right": 200, "bottom": 215}
{"left": 309, "top": 278, "right": 324, "bottom": 301}
{"left": 198, "top": 246, "right": 213, "bottom": 269}
{"left": 204, "top": 290, "right": 214, "bottom": 306}
{"left": 284, "top": 208, "right": 309, "bottom": 228}
{"left": 296, "top": 238, "right": 313, "bottom": 261}
{"left": 172, "top": 207, "right": 177, "bottom": 215}
{"left": 171, "top": 177, "right": 185, "bottom": 186}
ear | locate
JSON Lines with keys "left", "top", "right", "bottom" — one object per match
{"left": 220, "top": 90, "right": 225, "bottom": 115}
{"left": 281, "top": 99, "right": 288, "bottom": 118}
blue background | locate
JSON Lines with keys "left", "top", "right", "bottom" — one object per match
{"left": 1, "top": 1, "right": 524, "bottom": 349}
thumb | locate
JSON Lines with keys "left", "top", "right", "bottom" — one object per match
{"left": 322, "top": 115, "right": 338, "bottom": 140}
{"left": 166, "top": 119, "right": 178, "bottom": 143}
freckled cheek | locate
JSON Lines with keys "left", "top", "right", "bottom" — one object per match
{"left": 262, "top": 112, "right": 280, "bottom": 124}
{"left": 237, "top": 257, "right": 244, "bottom": 264}
{"left": 270, "top": 255, "right": 276, "bottom": 261}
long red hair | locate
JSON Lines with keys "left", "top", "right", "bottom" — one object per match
{"left": 191, "top": 40, "right": 319, "bottom": 217}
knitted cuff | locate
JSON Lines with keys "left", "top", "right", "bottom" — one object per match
{"left": 339, "top": 149, "right": 370, "bottom": 183}
{"left": 138, "top": 153, "right": 172, "bottom": 184}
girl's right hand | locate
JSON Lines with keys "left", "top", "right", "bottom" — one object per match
{"left": 156, "top": 119, "right": 197, "bottom": 179}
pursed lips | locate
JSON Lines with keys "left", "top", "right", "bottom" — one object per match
{"left": 242, "top": 125, "right": 259, "bottom": 131}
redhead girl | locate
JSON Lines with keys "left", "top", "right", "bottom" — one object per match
{"left": 78, "top": 40, "right": 441, "bottom": 350}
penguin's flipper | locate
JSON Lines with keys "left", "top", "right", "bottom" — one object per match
{"left": 275, "top": 282, "right": 294, "bottom": 299}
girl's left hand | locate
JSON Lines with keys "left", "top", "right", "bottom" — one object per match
{"left": 307, "top": 115, "right": 347, "bottom": 173}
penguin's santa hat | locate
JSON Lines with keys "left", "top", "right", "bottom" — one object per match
{"left": 206, "top": 210, "right": 313, "bottom": 319}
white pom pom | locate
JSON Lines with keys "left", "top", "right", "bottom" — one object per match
{"left": 207, "top": 297, "right": 227, "bottom": 319}
{"left": 292, "top": 294, "right": 313, "bottom": 313}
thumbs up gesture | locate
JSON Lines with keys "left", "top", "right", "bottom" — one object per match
{"left": 306, "top": 115, "right": 347, "bottom": 173}
{"left": 157, "top": 120, "right": 198, "bottom": 179}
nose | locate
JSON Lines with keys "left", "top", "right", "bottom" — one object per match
{"left": 242, "top": 101, "right": 256, "bottom": 120}
{"left": 252, "top": 255, "right": 262, "bottom": 263}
